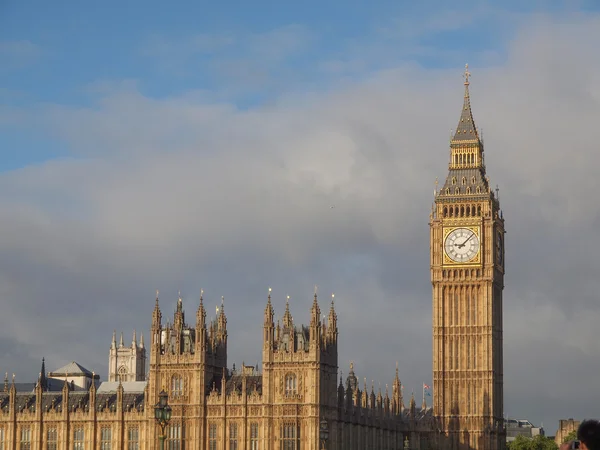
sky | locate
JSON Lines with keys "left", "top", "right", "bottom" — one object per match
{"left": 1, "top": 0, "right": 600, "bottom": 434}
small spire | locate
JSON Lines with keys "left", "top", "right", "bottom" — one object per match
{"left": 463, "top": 63, "right": 471, "bottom": 86}
{"left": 139, "top": 332, "right": 145, "bottom": 348}
{"left": 132, "top": 329, "right": 137, "bottom": 346}
{"left": 112, "top": 330, "right": 116, "bottom": 348}
{"left": 119, "top": 332, "right": 124, "bottom": 347}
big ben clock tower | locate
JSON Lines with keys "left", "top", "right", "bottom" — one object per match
{"left": 430, "top": 65, "right": 505, "bottom": 450}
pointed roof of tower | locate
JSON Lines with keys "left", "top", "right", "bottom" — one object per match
{"left": 452, "top": 64, "right": 480, "bottom": 142}
{"left": 282, "top": 296, "right": 293, "bottom": 327}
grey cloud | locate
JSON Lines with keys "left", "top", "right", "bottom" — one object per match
{"left": 1, "top": 14, "right": 600, "bottom": 434}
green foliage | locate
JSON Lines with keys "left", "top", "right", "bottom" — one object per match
{"left": 508, "top": 434, "right": 558, "bottom": 450}
{"left": 563, "top": 431, "right": 577, "bottom": 443}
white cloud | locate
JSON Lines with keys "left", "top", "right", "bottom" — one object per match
{"left": 1, "top": 12, "right": 600, "bottom": 432}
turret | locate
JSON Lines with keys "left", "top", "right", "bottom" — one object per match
{"left": 392, "top": 362, "right": 403, "bottom": 414}
{"left": 111, "top": 330, "right": 117, "bottom": 349}
{"left": 152, "top": 290, "right": 162, "bottom": 329}
{"left": 309, "top": 292, "right": 321, "bottom": 346}
{"left": 132, "top": 330, "right": 137, "bottom": 348}
{"left": 263, "top": 288, "right": 275, "bottom": 349}
{"left": 327, "top": 294, "right": 338, "bottom": 344}
{"left": 196, "top": 290, "right": 207, "bottom": 352}
{"left": 119, "top": 331, "right": 124, "bottom": 348}
{"left": 282, "top": 296, "right": 293, "bottom": 328}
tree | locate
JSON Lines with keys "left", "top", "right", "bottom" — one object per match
{"left": 563, "top": 431, "right": 577, "bottom": 443}
{"left": 508, "top": 434, "right": 558, "bottom": 450}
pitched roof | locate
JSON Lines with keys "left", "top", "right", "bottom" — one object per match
{"left": 452, "top": 65, "right": 480, "bottom": 142}
{"left": 97, "top": 381, "right": 146, "bottom": 393}
{"left": 49, "top": 361, "right": 96, "bottom": 377}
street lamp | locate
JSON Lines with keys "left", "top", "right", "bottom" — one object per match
{"left": 319, "top": 418, "right": 329, "bottom": 450}
{"left": 154, "top": 390, "right": 172, "bottom": 450}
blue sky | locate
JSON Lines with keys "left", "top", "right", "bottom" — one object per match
{"left": 2, "top": 0, "right": 598, "bottom": 171}
{"left": 2, "top": 0, "right": 600, "bottom": 433}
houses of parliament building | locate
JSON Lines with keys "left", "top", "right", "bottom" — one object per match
{"left": 0, "top": 66, "right": 505, "bottom": 450}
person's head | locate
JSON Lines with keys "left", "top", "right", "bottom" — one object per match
{"left": 578, "top": 419, "right": 600, "bottom": 450}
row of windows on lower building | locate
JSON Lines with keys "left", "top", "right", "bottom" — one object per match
{"left": 0, "top": 426, "right": 139, "bottom": 450}
{"left": 0, "top": 424, "right": 302, "bottom": 450}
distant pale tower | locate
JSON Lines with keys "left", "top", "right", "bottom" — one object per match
{"left": 430, "top": 65, "right": 505, "bottom": 450}
{"left": 108, "top": 329, "right": 147, "bottom": 382}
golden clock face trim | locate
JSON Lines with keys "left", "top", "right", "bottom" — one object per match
{"left": 443, "top": 227, "right": 481, "bottom": 264}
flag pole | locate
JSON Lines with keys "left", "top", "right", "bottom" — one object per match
{"left": 422, "top": 383, "right": 425, "bottom": 408}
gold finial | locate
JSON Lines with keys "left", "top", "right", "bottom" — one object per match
{"left": 463, "top": 63, "right": 471, "bottom": 85}
{"left": 268, "top": 287, "right": 272, "bottom": 293}
{"left": 331, "top": 293, "right": 335, "bottom": 300}
{"left": 314, "top": 285, "right": 318, "bottom": 296}
{"left": 156, "top": 289, "right": 159, "bottom": 298}
{"left": 286, "top": 295, "right": 290, "bottom": 302}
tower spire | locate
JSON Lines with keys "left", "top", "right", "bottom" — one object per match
{"left": 452, "top": 64, "right": 479, "bottom": 142}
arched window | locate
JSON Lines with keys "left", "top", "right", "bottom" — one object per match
{"left": 171, "top": 375, "right": 183, "bottom": 398}
{"left": 477, "top": 206, "right": 482, "bottom": 216}
{"left": 466, "top": 187, "right": 471, "bottom": 194}
{"left": 462, "top": 177, "right": 466, "bottom": 185}
{"left": 476, "top": 186, "right": 481, "bottom": 194}
{"left": 455, "top": 187, "right": 460, "bottom": 195}
{"left": 117, "top": 365, "right": 127, "bottom": 382}
{"left": 471, "top": 176, "right": 476, "bottom": 184}
{"left": 466, "top": 206, "right": 471, "bottom": 216}
{"left": 285, "top": 373, "right": 298, "bottom": 396}
{"left": 452, "top": 177, "right": 456, "bottom": 185}
{"left": 460, "top": 206, "right": 465, "bottom": 217}
{"left": 229, "top": 423, "right": 238, "bottom": 450}
{"left": 446, "top": 188, "right": 450, "bottom": 195}
{"left": 443, "top": 207, "right": 448, "bottom": 217}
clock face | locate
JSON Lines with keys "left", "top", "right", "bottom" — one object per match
{"left": 496, "top": 230, "right": 504, "bottom": 266}
{"left": 444, "top": 228, "right": 480, "bottom": 263}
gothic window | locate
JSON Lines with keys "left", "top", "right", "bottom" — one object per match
{"left": 127, "top": 427, "right": 139, "bottom": 450}
{"left": 466, "top": 205, "right": 471, "bottom": 216}
{"left": 466, "top": 187, "right": 471, "bottom": 194}
{"left": 445, "top": 188, "right": 450, "bottom": 195}
{"left": 452, "top": 177, "right": 456, "bottom": 185}
{"left": 449, "top": 206, "right": 453, "bottom": 217}
{"left": 167, "top": 423, "right": 181, "bottom": 450}
{"left": 460, "top": 206, "right": 464, "bottom": 217}
{"left": 443, "top": 207, "right": 448, "bottom": 217}
{"left": 171, "top": 375, "right": 183, "bottom": 398}
{"left": 118, "top": 365, "right": 127, "bottom": 382}
{"left": 73, "top": 428, "right": 84, "bottom": 450}
{"left": 461, "top": 177, "right": 466, "bottom": 185}
{"left": 229, "top": 423, "right": 238, "bottom": 450}
{"left": 476, "top": 186, "right": 481, "bottom": 194}
{"left": 281, "top": 423, "right": 298, "bottom": 450}
{"left": 250, "top": 423, "right": 259, "bottom": 450}
{"left": 47, "top": 428, "right": 59, "bottom": 450}
{"left": 101, "top": 427, "right": 112, "bottom": 450}
{"left": 285, "top": 373, "right": 298, "bottom": 396}
{"left": 20, "top": 427, "right": 31, "bottom": 450}
{"left": 209, "top": 424, "right": 217, "bottom": 450}
{"left": 477, "top": 205, "right": 482, "bottom": 216}
{"left": 471, "top": 176, "right": 476, "bottom": 184}
{"left": 455, "top": 187, "right": 460, "bottom": 195}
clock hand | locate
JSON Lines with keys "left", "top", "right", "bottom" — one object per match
{"left": 456, "top": 232, "right": 476, "bottom": 248}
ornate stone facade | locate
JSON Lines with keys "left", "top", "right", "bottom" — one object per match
{"left": 430, "top": 65, "right": 505, "bottom": 450}
{"left": 0, "top": 291, "right": 437, "bottom": 450}
{"left": 108, "top": 330, "right": 146, "bottom": 383}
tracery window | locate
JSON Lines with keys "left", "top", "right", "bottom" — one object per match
{"left": 250, "top": 423, "right": 259, "bottom": 450}
{"left": 47, "top": 427, "right": 57, "bottom": 450}
{"left": 285, "top": 373, "right": 297, "bottom": 396}
{"left": 20, "top": 427, "right": 31, "bottom": 450}
{"left": 118, "top": 366, "right": 127, "bottom": 382}
{"left": 209, "top": 424, "right": 217, "bottom": 450}
{"left": 73, "top": 427, "right": 84, "bottom": 450}
{"left": 229, "top": 423, "right": 238, "bottom": 450}
{"left": 101, "top": 427, "right": 112, "bottom": 450}
{"left": 171, "top": 375, "right": 183, "bottom": 398}
{"left": 166, "top": 423, "right": 181, "bottom": 450}
{"left": 281, "top": 423, "right": 298, "bottom": 450}
{"left": 128, "top": 427, "right": 139, "bottom": 450}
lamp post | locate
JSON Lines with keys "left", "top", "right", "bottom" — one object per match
{"left": 319, "top": 418, "right": 329, "bottom": 450}
{"left": 154, "top": 390, "right": 172, "bottom": 450}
